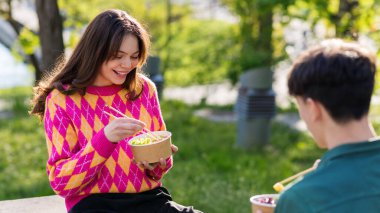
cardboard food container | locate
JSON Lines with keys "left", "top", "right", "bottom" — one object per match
{"left": 250, "top": 194, "right": 278, "bottom": 213}
{"left": 128, "top": 131, "right": 172, "bottom": 163}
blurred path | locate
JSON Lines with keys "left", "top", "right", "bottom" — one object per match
{"left": 164, "top": 63, "right": 380, "bottom": 131}
{"left": 163, "top": 81, "right": 238, "bottom": 106}
{"left": 163, "top": 61, "right": 292, "bottom": 107}
{"left": 162, "top": 64, "right": 309, "bottom": 131}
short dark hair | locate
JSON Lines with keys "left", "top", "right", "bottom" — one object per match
{"left": 288, "top": 39, "right": 377, "bottom": 123}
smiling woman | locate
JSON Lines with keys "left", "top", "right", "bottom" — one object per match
{"left": 29, "top": 9, "right": 203, "bottom": 213}
{"left": 94, "top": 34, "right": 140, "bottom": 87}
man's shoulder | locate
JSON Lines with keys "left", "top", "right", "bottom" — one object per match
{"left": 275, "top": 172, "right": 337, "bottom": 213}
{"left": 275, "top": 184, "right": 312, "bottom": 213}
{"left": 292, "top": 163, "right": 354, "bottom": 192}
{"left": 277, "top": 158, "right": 380, "bottom": 212}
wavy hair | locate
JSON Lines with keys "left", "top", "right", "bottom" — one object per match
{"left": 30, "top": 9, "right": 150, "bottom": 120}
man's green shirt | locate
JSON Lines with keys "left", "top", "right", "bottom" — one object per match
{"left": 275, "top": 139, "right": 380, "bottom": 213}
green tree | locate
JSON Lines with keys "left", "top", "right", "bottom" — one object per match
{"left": 58, "top": 0, "right": 181, "bottom": 74}
{"left": 1, "top": 0, "right": 240, "bottom": 86}
{"left": 165, "top": 19, "right": 239, "bottom": 86}
{"left": 288, "top": 0, "right": 380, "bottom": 40}
{"left": 60, "top": 0, "right": 237, "bottom": 86}
{"left": 289, "top": 0, "right": 380, "bottom": 95}
{"left": 221, "top": 0, "right": 294, "bottom": 82}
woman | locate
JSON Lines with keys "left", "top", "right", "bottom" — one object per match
{"left": 30, "top": 9, "right": 202, "bottom": 213}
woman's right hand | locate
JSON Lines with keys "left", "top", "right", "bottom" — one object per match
{"left": 104, "top": 117, "right": 145, "bottom": 143}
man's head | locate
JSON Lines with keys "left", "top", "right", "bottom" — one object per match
{"left": 288, "top": 39, "right": 377, "bottom": 147}
{"left": 288, "top": 39, "right": 376, "bottom": 123}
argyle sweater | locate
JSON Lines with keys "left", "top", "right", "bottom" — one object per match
{"left": 43, "top": 76, "right": 172, "bottom": 211}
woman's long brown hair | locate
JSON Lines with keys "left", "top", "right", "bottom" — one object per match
{"left": 30, "top": 9, "right": 150, "bottom": 120}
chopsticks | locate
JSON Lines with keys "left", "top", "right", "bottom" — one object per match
{"left": 103, "top": 104, "right": 159, "bottom": 140}
{"left": 273, "top": 159, "right": 321, "bottom": 192}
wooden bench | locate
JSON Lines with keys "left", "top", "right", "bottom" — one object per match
{"left": 0, "top": 195, "right": 66, "bottom": 213}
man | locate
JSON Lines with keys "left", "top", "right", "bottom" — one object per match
{"left": 275, "top": 39, "right": 380, "bottom": 213}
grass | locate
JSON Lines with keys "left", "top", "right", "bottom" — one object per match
{"left": 161, "top": 101, "right": 323, "bottom": 212}
{"left": 1, "top": 87, "right": 379, "bottom": 212}
{"left": 0, "top": 106, "right": 51, "bottom": 199}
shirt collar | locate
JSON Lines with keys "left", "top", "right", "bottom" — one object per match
{"left": 319, "top": 137, "right": 380, "bottom": 167}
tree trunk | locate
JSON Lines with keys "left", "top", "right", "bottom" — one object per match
{"left": 335, "top": 0, "right": 359, "bottom": 39}
{"left": 240, "top": 16, "right": 255, "bottom": 71}
{"left": 35, "top": 0, "right": 64, "bottom": 80}
{"left": 257, "top": 7, "right": 273, "bottom": 66}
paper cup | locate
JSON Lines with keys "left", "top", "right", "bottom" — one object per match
{"left": 129, "top": 131, "right": 172, "bottom": 163}
{"left": 250, "top": 194, "right": 278, "bottom": 213}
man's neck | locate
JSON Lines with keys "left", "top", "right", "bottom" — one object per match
{"left": 323, "top": 117, "right": 376, "bottom": 149}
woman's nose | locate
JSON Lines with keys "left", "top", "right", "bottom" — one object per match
{"left": 121, "top": 58, "right": 131, "bottom": 68}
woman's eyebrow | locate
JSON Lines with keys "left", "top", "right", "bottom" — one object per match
{"left": 118, "top": 50, "right": 140, "bottom": 55}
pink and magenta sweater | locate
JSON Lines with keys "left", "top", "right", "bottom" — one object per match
{"left": 43, "top": 76, "right": 172, "bottom": 211}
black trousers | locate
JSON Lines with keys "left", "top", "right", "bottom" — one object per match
{"left": 69, "top": 187, "right": 203, "bottom": 213}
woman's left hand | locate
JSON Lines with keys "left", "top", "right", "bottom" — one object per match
{"left": 136, "top": 144, "right": 178, "bottom": 170}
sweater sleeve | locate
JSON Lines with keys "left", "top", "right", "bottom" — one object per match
{"left": 44, "top": 92, "right": 116, "bottom": 197}
{"left": 145, "top": 80, "right": 173, "bottom": 180}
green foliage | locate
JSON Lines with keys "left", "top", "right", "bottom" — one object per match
{"left": 17, "top": 28, "right": 40, "bottom": 55}
{"left": 9, "top": 27, "right": 40, "bottom": 69}
{"left": 375, "top": 73, "right": 380, "bottom": 95}
{"left": 0, "top": 87, "right": 33, "bottom": 115}
{"left": 221, "top": 0, "right": 295, "bottom": 83}
{"left": 0, "top": 116, "right": 51, "bottom": 199}
{"left": 58, "top": 0, "right": 238, "bottom": 86}
{"left": 58, "top": 0, "right": 182, "bottom": 52}
{"left": 5, "top": 0, "right": 380, "bottom": 88}
{"left": 164, "top": 20, "right": 239, "bottom": 86}
{"left": 59, "top": 0, "right": 128, "bottom": 27}
{"left": 59, "top": 0, "right": 173, "bottom": 51}
{"left": 0, "top": 86, "right": 32, "bottom": 97}
{"left": 289, "top": 0, "right": 380, "bottom": 97}
{"left": 288, "top": 0, "right": 380, "bottom": 39}
{"left": 0, "top": 88, "right": 50, "bottom": 199}
{"left": 287, "top": 0, "right": 380, "bottom": 95}
{"left": 58, "top": 0, "right": 142, "bottom": 48}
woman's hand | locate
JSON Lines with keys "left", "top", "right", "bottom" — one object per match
{"left": 104, "top": 117, "right": 145, "bottom": 143}
{"left": 137, "top": 144, "right": 179, "bottom": 170}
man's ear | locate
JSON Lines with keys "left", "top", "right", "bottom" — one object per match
{"left": 306, "top": 98, "right": 322, "bottom": 122}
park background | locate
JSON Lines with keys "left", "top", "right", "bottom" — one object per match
{"left": 1, "top": 0, "right": 380, "bottom": 212}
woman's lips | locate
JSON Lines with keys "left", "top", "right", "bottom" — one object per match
{"left": 113, "top": 70, "right": 129, "bottom": 76}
